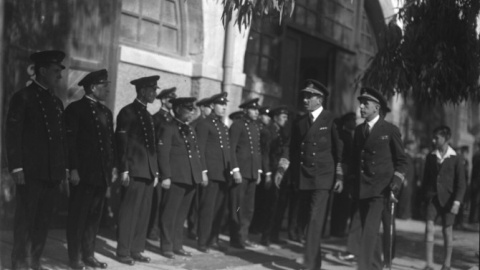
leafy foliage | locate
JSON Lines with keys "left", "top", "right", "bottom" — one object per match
{"left": 362, "top": 0, "right": 480, "bottom": 105}
{"left": 221, "top": 0, "right": 295, "bottom": 30}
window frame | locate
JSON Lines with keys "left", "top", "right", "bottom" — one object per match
{"left": 119, "top": 0, "right": 184, "bottom": 56}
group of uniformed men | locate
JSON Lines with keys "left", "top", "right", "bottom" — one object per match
{"left": 6, "top": 50, "right": 407, "bottom": 270}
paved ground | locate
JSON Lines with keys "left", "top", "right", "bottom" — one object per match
{"left": 0, "top": 219, "right": 478, "bottom": 270}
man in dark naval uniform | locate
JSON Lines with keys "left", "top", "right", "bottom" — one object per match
{"left": 65, "top": 69, "right": 115, "bottom": 269}
{"left": 115, "top": 76, "right": 160, "bottom": 265}
{"left": 229, "top": 98, "right": 263, "bottom": 249}
{"left": 351, "top": 87, "right": 408, "bottom": 270}
{"left": 195, "top": 92, "right": 231, "bottom": 252}
{"left": 186, "top": 96, "right": 212, "bottom": 241}
{"left": 190, "top": 97, "right": 212, "bottom": 128}
{"left": 259, "top": 106, "right": 291, "bottom": 246}
{"left": 147, "top": 86, "right": 177, "bottom": 240}
{"left": 158, "top": 97, "right": 204, "bottom": 259}
{"left": 153, "top": 87, "right": 176, "bottom": 127}
{"left": 250, "top": 106, "right": 271, "bottom": 234}
{"left": 6, "top": 50, "right": 68, "bottom": 270}
{"left": 289, "top": 79, "right": 344, "bottom": 270}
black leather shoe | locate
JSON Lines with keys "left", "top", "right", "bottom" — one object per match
{"left": 270, "top": 237, "right": 286, "bottom": 244}
{"left": 84, "top": 257, "right": 108, "bottom": 269}
{"left": 147, "top": 232, "right": 160, "bottom": 241}
{"left": 69, "top": 261, "right": 86, "bottom": 270}
{"left": 244, "top": 240, "right": 257, "bottom": 247}
{"left": 31, "top": 265, "right": 51, "bottom": 270}
{"left": 260, "top": 236, "right": 271, "bottom": 246}
{"left": 198, "top": 245, "right": 210, "bottom": 253}
{"left": 161, "top": 251, "right": 176, "bottom": 259}
{"left": 230, "top": 241, "right": 246, "bottom": 249}
{"left": 174, "top": 249, "right": 192, "bottom": 257}
{"left": 131, "top": 253, "right": 151, "bottom": 263}
{"left": 187, "top": 231, "right": 198, "bottom": 240}
{"left": 116, "top": 255, "right": 135, "bottom": 265}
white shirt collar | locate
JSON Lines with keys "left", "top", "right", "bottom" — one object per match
{"left": 310, "top": 106, "right": 323, "bottom": 122}
{"left": 432, "top": 145, "right": 457, "bottom": 164}
{"left": 32, "top": 79, "right": 48, "bottom": 90}
{"left": 366, "top": 114, "right": 380, "bottom": 129}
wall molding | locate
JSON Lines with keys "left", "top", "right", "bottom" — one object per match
{"left": 120, "top": 45, "right": 246, "bottom": 87}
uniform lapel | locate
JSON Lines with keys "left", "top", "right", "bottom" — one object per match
{"left": 298, "top": 114, "right": 310, "bottom": 138}
{"left": 305, "top": 110, "right": 326, "bottom": 139}
{"left": 364, "top": 118, "right": 384, "bottom": 146}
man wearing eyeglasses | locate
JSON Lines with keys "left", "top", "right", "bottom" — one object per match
{"left": 157, "top": 97, "right": 205, "bottom": 259}
{"left": 288, "top": 79, "right": 344, "bottom": 270}
{"left": 65, "top": 69, "right": 115, "bottom": 269}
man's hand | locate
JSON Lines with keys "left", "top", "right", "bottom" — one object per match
{"left": 70, "top": 169, "right": 81, "bottom": 186}
{"left": 12, "top": 171, "right": 25, "bottom": 185}
{"left": 264, "top": 174, "right": 272, "bottom": 189}
{"left": 450, "top": 201, "right": 460, "bottom": 214}
{"left": 274, "top": 171, "right": 283, "bottom": 189}
{"left": 153, "top": 176, "right": 159, "bottom": 187}
{"left": 389, "top": 178, "right": 402, "bottom": 196}
{"left": 233, "top": 171, "right": 242, "bottom": 184}
{"left": 201, "top": 171, "right": 209, "bottom": 187}
{"left": 161, "top": 178, "right": 172, "bottom": 189}
{"left": 256, "top": 174, "right": 262, "bottom": 185}
{"left": 333, "top": 180, "right": 343, "bottom": 193}
{"left": 121, "top": 172, "right": 130, "bottom": 187}
{"left": 111, "top": 168, "right": 118, "bottom": 183}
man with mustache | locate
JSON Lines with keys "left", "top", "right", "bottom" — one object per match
{"left": 6, "top": 50, "right": 69, "bottom": 270}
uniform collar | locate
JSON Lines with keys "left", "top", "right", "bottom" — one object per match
{"left": 160, "top": 107, "right": 169, "bottom": 113}
{"left": 273, "top": 122, "right": 281, "bottom": 132}
{"left": 174, "top": 117, "right": 188, "bottom": 126}
{"left": 85, "top": 95, "right": 98, "bottom": 103}
{"left": 432, "top": 145, "right": 456, "bottom": 164}
{"left": 32, "top": 79, "right": 49, "bottom": 91}
{"left": 365, "top": 114, "right": 380, "bottom": 129}
{"left": 310, "top": 106, "right": 323, "bottom": 122}
{"left": 135, "top": 98, "right": 147, "bottom": 107}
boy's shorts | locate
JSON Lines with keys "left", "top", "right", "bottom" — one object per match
{"left": 426, "top": 196, "right": 455, "bottom": 226}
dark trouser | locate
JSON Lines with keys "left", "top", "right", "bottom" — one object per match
{"left": 469, "top": 184, "right": 479, "bottom": 223}
{"left": 116, "top": 178, "right": 153, "bottom": 256}
{"left": 262, "top": 181, "right": 290, "bottom": 240}
{"left": 397, "top": 182, "right": 412, "bottom": 219}
{"left": 197, "top": 180, "right": 227, "bottom": 247}
{"left": 250, "top": 176, "right": 268, "bottom": 233}
{"left": 187, "top": 184, "right": 199, "bottom": 236}
{"left": 67, "top": 183, "right": 106, "bottom": 262}
{"left": 11, "top": 181, "right": 58, "bottom": 269}
{"left": 159, "top": 183, "right": 195, "bottom": 252}
{"left": 329, "top": 190, "right": 352, "bottom": 237}
{"left": 358, "top": 196, "right": 396, "bottom": 270}
{"left": 288, "top": 185, "right": 302, "bottom": 239}
{"left": 346, "top": 203, "right": 362, "bottom": 255}
{"left": 229, "top": 178, "right": 256, "bottom": 244}
{"left": 147, "top": 184, "right": 162, "bottom": 237}
{"left": 298, "top": 189, "right": 330, "bottom": 270}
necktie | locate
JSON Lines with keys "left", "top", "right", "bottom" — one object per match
{"left": 364, "top": 123, "right": 370, "bottom": 138}
{"left": 308, "top": 113, "right": 314, "bottom": 126}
